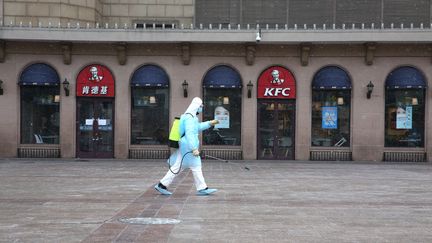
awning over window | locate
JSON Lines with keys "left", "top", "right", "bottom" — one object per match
{"left": 131, "top": 65, "right": 169, "bottom": 87}
{"left": 312, "top": 66, "right": 351, "bottom": 90}
{"left": 203, "top": 65, "right": 242, "bottom": 88}
{"left": 19, "top": 63, "right": 60, "bottom": 86}
{"left": 385, "top": 66, "right": 427, "bottom": 89}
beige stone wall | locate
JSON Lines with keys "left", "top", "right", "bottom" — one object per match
{"left": 2, "top": 0, "right": 103, "bottom": 27}
{"left": 2, "top": 0, "right": 193, "bottom": 27}
{"left": 1, "top": 42, "right": 431, "bottom": 161}
{"left": 0, "top": 0, "right": 4, "bottom": 24}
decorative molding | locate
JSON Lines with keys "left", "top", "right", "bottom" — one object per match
{"left": 300, "top": 43, "right": 312, "bottom": 66}
{"left": 60, "top": 42, "right": 72, "bottom": 65}
{"left": 0, "top": 40, "right": 5, "bottom": 63}
{"left": 364, "top": 42, "right": 376, "bottom": 65}
{"left": 245, "top": 44, "right": 256, "bottom": 66}
{"left": 181, "top": 42, "right": 191, "bottom": 65}
{"left": 115, "top": 42, "right": 127, "bottom": 65}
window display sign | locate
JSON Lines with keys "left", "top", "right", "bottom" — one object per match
{"left": 396, "top": 106, "right": 412, "bottom": 129}
{"left": 257, "top": 66, "right": 296, "bottom": 99}
{"left": 214, "top": 106, "right": 229, "bottom": 129}
{"left": 76, "top": 64, "right": 115, "bottom": 97}
{"left": 322, "top": 106, "right": 338, "bottom": 129}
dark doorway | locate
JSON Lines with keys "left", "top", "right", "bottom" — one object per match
{"left": 257, "top": 100, "right": 295, "bottom": 160}
{"left": 76, "top": 98, "right": 114, "bottom": 158}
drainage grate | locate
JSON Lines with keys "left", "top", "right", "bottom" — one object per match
{"left": 118, "top": 217, "right": 181, "bottom": 225}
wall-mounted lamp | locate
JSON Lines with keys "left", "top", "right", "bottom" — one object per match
{"left": 182, "top": 80, "right": 188, "bottom": 98}
{"left": 337, "top": 97, "right": 344, "bottom": 105}
{"left": 412, "top": 97, "right": 418, "bottom": 105}
{"left": 247, "top": 80, "right": 253, "bottom": 98}
{"left": 366, "top": 81, "right": 374, "bottom": 99}
{"left": 0, "top": 80, "right": 3, "bottom": 95}
{"left": 63, "top": 78, "right": 70, "bottom": 96}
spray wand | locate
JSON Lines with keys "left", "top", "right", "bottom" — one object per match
{"left": 202, "top": 154, "right": 250, "bottom": 171}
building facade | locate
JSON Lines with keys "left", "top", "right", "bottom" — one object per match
{"left": 1, "top": 0, "right": 432, "bottom": 162}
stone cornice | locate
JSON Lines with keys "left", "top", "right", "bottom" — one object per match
{"left": 2, "top": 27, "right": 432, "bottom": 44}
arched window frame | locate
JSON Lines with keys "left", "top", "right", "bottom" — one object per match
{"left": 19, "top": 63, "right": 60, "bottom": 144}
{"left": 202, "top": 65, "right": 242, "bottom": 146}
{"left": 384, "top": 66, "right": 427, "bottom": 148}
{"left": 311, "top": 66, "right": 352, "bottom": 148}
{"left": 130, "top": 64, "right": 170, "bottom": 145}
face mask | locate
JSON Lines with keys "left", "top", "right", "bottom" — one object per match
{"left": 197, "top": 106, "right": 203, "bottom": 114}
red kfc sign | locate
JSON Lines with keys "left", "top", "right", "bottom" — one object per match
{"left": 76, "top": 64, "right": 115, "bottom": 97}
{"left": 257, "top": 66, "right": 296, "bottom": 99}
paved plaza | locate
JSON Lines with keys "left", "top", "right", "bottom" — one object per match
{"left": 0, "top": 158, "right": 431, "bottom": 242}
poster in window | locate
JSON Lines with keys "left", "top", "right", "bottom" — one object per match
{"left": 214, "top": 106, "right": 229, "bottom": 129}
{"left": 396, "top": 106, "right": 412, "bottom": 129}
{"left": 322, "top": 106, "right": 338, "bottom": 129}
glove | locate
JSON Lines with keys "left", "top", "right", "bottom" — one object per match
{"left": 210, "top": 120, "right": 219, "bottom": 126}
{"left": 192, "top": 149, "right": 200, "bottom": 157}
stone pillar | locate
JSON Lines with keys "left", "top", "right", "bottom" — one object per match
{"left": 181, "top": 42, "right": 191, "bottom": 65}
{"left": 300, "top": 43, "right": 312, "bottom": 66}
{"left": 364, "top": 42, "right": 376, "bottom": 66}
{"left": 0, "top": 40, "right": 5, "bottom": 63}
{"left": 245, "top": 44, "right": 256, "bottom": 66}
{"left": 61, "top": 42, "right": 72, "bottom": 65}
{"left": 115, "top": 43, "right": 127, "bottom": 65}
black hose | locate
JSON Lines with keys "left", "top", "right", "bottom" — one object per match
{"left": 167, "top": 151, "right": 192, "bottom": 175}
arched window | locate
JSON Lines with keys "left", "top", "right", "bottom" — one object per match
{"left": 202, "top": 65, "right": 242, "bottom": 146}
{"left": 130, "top": 65, "right": 170, "bottom": 145}
{"left": 385, "top": 66, "right": 426, "bottom": 147}
{"left": 19, "top": 63, "right": 60, "bottom": 144}
{"left": 311, "top": 66, "right": 351, "bottom": 147}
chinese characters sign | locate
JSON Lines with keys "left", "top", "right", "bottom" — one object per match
{"left": 322, "top": 106, "right": 338, "bottom": 129}
{"left": 76, "top": 64, "right": 115, "bottom": 97}
{"left": 257, "top": 66, "right": 296, "bottom": 99}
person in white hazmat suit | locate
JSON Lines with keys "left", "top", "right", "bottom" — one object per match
{"left": 155, "top": 97, "right": 219, "bottom": 196}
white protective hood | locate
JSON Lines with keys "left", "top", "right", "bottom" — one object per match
{"left": 184, "top": 97, "right": 203, "bottom": 117}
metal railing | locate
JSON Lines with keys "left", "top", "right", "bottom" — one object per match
{"left": 383, "top": 152, "right": 426, "bottom": 162}
{"left": 1, "top": 21, "right": 431, "bottom": 31}
{"left": 18, "top": 148, "right": 60, "bottom": 158}
{"left": 129, "top": 148, "right": 170, "bottom": 159}
{"left": 202, "top": 149, "right": 243, "bottom": 160}
{"left": 310, "top": 150, "right": 352, "bottom": 161}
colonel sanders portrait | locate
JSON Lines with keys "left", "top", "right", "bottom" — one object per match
{"left": 89, "top": 66, "right": 103, "bottom": 82}
{"left": 270, "top": 69, "right": 284, "bottom": 85}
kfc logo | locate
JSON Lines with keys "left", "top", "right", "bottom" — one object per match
{"left": 257, "top": 66, "right": 296, "bottom": 99}
{"left": 76, "top": 64, "right": 115, "bottom": 97}
{"left": 264, "top": 87, "right": 291, "bottom": 97}
{"left": 89, "top": 66, "right": 103, "bottom": 82}
{"left": 270, "top": 70, "right": 284, "bottom": 85}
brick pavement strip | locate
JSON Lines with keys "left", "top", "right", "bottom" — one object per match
{"left": 83, "top": 169, "right": 191, "bottom": 242}
{"left": 0, "top": 159, "right": 431, "bottom": 242}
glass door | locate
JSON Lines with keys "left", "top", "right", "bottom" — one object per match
{"left": 76, "top": 98, "right": 114, "bottom": 158}
{"left": 258, "top": 100, "right": 295, "bottom": 160}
